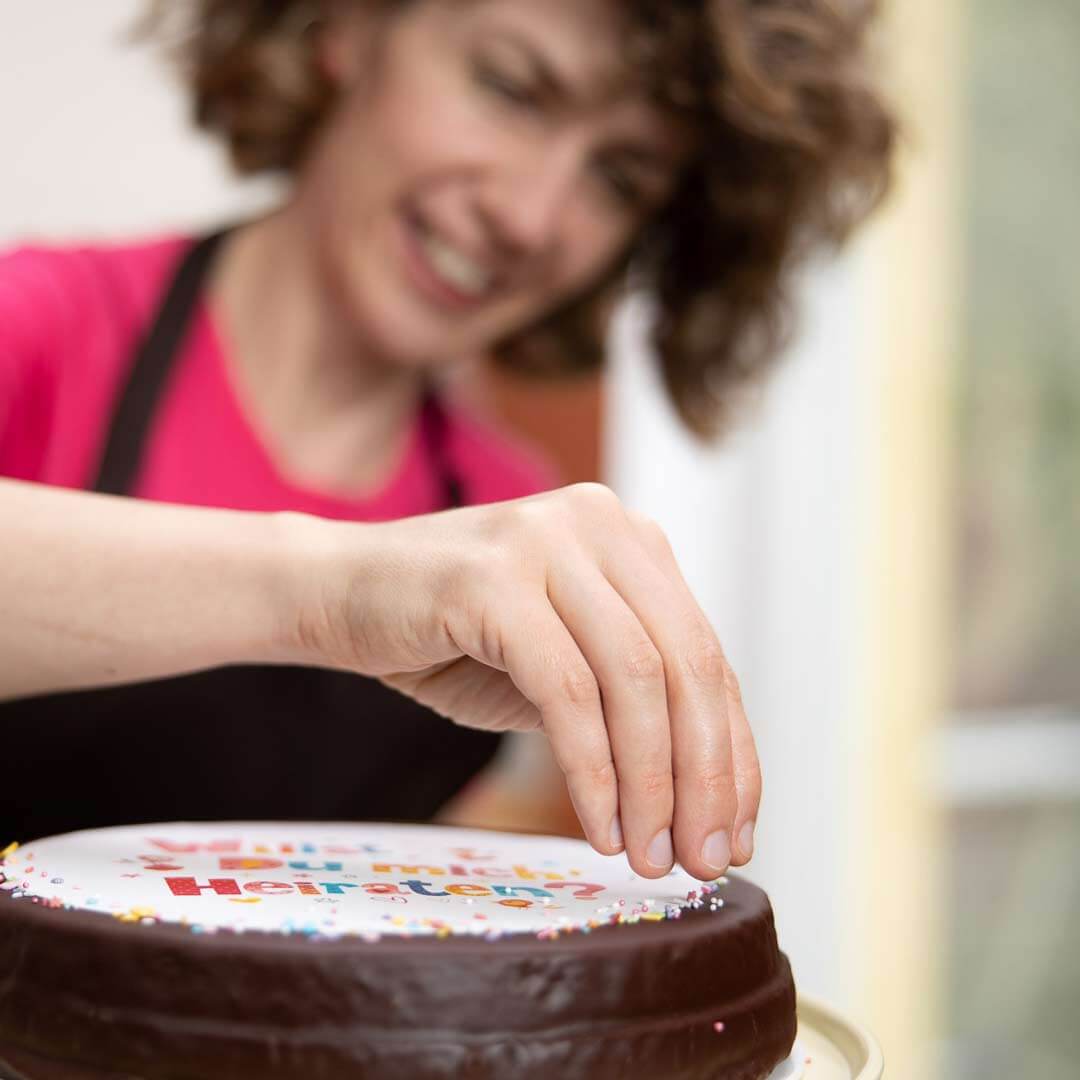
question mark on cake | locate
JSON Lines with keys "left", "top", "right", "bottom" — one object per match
{"left": 545, "top": 882, "right": 605, "bottom": 901}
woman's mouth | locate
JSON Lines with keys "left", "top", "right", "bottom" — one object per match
{"left": 402, "top": 213, "right": 499, "bottom": 309}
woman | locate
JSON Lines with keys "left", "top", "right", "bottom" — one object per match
{"left": 0, "top": 0, "right": 893, "bottom": 882}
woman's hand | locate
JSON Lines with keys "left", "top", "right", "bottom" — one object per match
{"left": 295, "top": 483, "right": 760, "bottom": 883}
{"left": 0, "top": 477, "right": 756, "bottom": 881}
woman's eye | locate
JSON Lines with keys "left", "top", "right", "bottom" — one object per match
{"left": 475, "top": 62, "right": 538, "bottom": 107}
{"left": 596, "top": 163, "right": 644, "bottom": 208}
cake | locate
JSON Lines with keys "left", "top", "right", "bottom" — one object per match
{"left": 0, "top": 823, "right": 796, "bottom": 1079}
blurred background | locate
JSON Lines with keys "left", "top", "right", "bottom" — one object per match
{"left": 2, "top": 2, "right": 1077, "bottom": 1078}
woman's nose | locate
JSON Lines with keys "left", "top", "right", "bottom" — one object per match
{"left": 479, "top": 148, "right": 582, "bottom": 261}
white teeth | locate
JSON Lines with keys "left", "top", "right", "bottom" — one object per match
{"left": 417, "top": 229, "right": 493, "bottom": 297}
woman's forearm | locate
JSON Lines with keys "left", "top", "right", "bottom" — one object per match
{"left": 0, "top": 478, "right": 312, "bottom": 702}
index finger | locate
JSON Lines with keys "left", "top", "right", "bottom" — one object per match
{"left": 628, "top": 513, "right": 761, "bottom": 866}
{"left": 599, "top": 514, "right": 752, "bottom": 880}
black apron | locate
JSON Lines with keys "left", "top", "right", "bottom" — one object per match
{"left": 0, "top": 231, "right": 502, "bottom": 844}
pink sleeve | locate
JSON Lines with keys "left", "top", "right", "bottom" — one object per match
{"left": 0, "top": 248, "right": 67, "bottom": 481}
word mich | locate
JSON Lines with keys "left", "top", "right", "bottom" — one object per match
{"left": 210, "top": 858, "right": 572, "bottom": 881}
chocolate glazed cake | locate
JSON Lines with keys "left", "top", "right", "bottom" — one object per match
{"left": 0, "top": 824, "right": 796, "bottom": 1079}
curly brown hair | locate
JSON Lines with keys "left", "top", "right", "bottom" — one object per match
{"left": 143, "top": 0, "right": 895, "bottom": 440}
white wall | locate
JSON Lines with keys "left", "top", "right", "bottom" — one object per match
{"left": 3, "top": 0, "right": 876, "bottom": 1015}
{"left": 0, "top": 1, "right": 274, "bottom": 245}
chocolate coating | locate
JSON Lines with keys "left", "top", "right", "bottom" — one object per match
{"left": 0, "top": 876, "right": 796, "bottom": 1079}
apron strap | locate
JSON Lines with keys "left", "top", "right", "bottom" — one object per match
{"left": 420, "top": 377, "right": 465, "bottom": 509}
{"left": 91, "top": 228, "right": 465, "bottom": 508}
{"left": 93, "top": 230, "right": 232, "bottom": 496}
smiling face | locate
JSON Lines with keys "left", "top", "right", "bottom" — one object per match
{"left": 295, "top": 0, "right": 693, "bottom": 367}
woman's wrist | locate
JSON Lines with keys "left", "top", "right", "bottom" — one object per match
{"left": 261, "top": 510, "right": 376, "bottom": 673}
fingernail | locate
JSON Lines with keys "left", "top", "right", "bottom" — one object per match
{"left": 609, "top": 815, "right": 624, "bottom": 849}
{"left": 646, "top": 828, "right": 673, "bottom": 869}
{"left": 738, "top": 820, "right": 756, "bottom": 860}
{"left": 701, "top": 830, "right": 731, "bottom": 872}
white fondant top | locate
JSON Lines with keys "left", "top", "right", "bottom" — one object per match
{"left": 0, "top": 822, "right": 725, "bottom": 940}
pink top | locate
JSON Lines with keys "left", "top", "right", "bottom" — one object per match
{"left": 0, "top": 234, "right": 559, "bottom": 518}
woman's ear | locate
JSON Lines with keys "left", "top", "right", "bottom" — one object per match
{"left": 316, "top": 5, "right": 384, "bottom": 91}
{"left": 316, "top": 17, "right": 359, "bottom": 89}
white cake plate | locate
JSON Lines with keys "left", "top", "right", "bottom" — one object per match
{"left": 768, "top": 994, "right": 884, "bottom": 1080}
{"left": 767, "top": 1037, "right": 809, "bottom": 1079}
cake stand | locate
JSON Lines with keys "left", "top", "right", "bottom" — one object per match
{"left": 767, "top": 995, "right": 884, "bottom": 1080}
